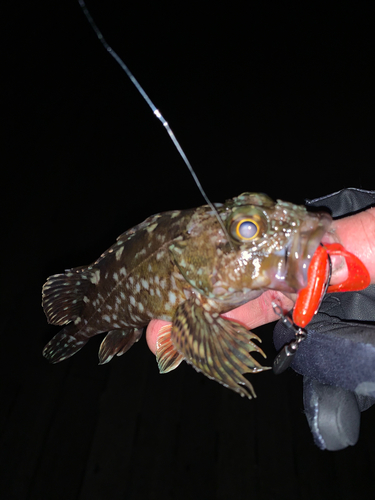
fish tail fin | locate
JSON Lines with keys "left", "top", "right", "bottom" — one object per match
{"left": 43, "top": 323, "right": 89, "bottom": 363}
{"left": 98, "top": 329, "right": 143, "bottom": 365}
{"left": 42, "top": 267, "right": 96, "bottom": 326}
{"left": 42, "top": 267, "right": 99, "bottom": 363}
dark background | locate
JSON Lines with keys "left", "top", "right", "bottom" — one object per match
{"left": 2, "top": 1, "right": 375, "bottom": 499}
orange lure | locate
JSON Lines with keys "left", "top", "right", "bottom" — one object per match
{"left": 293, "top": 243, "right": 370, "bottom": 328}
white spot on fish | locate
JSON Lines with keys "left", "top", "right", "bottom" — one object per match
{"left": 204, "top": 311, "right": 213, "bottom": 324}
{"left": 120, "top": 267, "right": 126, "bottom": 276}
{"left": 171, "top": 245, "right": 183, "bottom": 254}
{"left": 103, "top": 315, "right": 111, "bottom": 322}
{"left": 116, "top": 246, "right": 124, "bottom": 260}
{"left": 138, "top": 303, "right": 144, "bottom": 313}
{"left": 113, "top": 272, "right": 119, "bottom": 281}
{"left": 74, "top": 317, "right": 81, "bottom": 325}
{"left": 156, "top": 251, "right": 164, "bottom": 261}
{"left": 120, "top": 292, "right": 126, "bottom": 300}
{"left": 112, "top": 314, "right": 117, "bottom": 320}
{"left": 106, "top": 304, "right": 112, "bottom": 310}
{"left": 90, "top": 269, "right": 100, "bottom": 284}
{"left": 129, "top": 276, "right": 134, "bottom": 285}
{"left": 141, "top": 279, "right": 149, "bottom": 290}
{"left": 138, "top": 248, "right": 147, "bottom": 257}
{"left": 135, "top": 283, "right": 141, "bottom": 293}
{"left": 130, "top": 296, "right": 136, "bottom": 306}
{"left": 146, "top": 223, "right": 158, "bottom": 233}
{"left": 171, "top": 211, "right": 180, "bottom": 218}
{"left": 168, "top": 291, "right": 176, "bottom": 305}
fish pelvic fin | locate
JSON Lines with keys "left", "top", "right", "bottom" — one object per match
{"left": 42, "top": 267, "right": 97, "bottom": 326}
{"left": 171, "top": 299, "right": 270, "bottom": 398}
{"left": 156, "top": 324, "right": 184, "bottom": 373}
{"left": 43, "top": 323, "right": 88, "bottom": 363}
{"left": 98, "top": 329, "right": 143, "bottom": 365}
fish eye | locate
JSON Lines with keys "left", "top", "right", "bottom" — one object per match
{"left": 228, "top": 210, "right": 267, "bottom": 242}
{"left": 235, "top": 219, "right": 260, "bottom": 240}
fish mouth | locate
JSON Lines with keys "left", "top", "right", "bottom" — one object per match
{"left": 270, "top": 210, "right": 332, "bottom": 292}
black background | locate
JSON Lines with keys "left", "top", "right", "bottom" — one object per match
{"left": 2, "top": 1, "right": 375, "bottom": 499}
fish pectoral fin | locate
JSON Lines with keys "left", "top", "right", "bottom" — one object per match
{"left": 156, "top": 324, "right": 184, "bottom": 373}
{"left": 98, "top": 329, "right": 143, "bottom": 365}
{"left": 43, "top": 323, "right": 88, "bottom": 363}
{"left": 171, "top": 300, "right": 270, "bottom": 398}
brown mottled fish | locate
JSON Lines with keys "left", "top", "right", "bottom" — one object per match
{"left": 42, "top": 192, "right": 331, "bottom": 397}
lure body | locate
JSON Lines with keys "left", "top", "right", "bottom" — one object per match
{"left": 43, "top": 192, "right": 331, "bottom": 398}
{"left": 293, "top": 243, "right": 370, "bottom": 327}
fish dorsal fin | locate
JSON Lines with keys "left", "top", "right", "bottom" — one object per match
{"left": 170, "top": 299, "right": 270, "bottom": 398}
{"left": 42, "top": 268, "right": 96, "bottom": 325}
{"left": 115, "top": 213, "right": 163, "bottom": 243}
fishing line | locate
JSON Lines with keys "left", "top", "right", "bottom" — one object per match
{"left": 78, "top": 0, "right": 232, "bottom": 245}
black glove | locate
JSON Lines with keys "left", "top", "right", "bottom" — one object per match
{"left": 273, "top": 188, "right": 375, "bottom": 451}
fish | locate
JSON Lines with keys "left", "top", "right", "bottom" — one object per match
{"left": 42, "top": 192, "right": 332, "bottom": 398}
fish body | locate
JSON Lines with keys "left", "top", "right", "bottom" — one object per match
{"left": 42, "top": 192, "right": 331, "bottom": 397}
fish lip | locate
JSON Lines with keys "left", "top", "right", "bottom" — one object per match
{"left": 284, "top": 210, "right": 332, "bottom": 291}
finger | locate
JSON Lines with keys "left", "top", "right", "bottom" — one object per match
{"left": 222, "top": 290, "right": 295, "bottom": 329}
{"left": 146, "top": 319, "right": 170, "bottom": 355}
{"left": 324, "top": 208, "right": 375, "bottom": 285}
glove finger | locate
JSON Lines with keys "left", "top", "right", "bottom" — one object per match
{"left": 303, "top": 377, "right": 360, "bottom": 451}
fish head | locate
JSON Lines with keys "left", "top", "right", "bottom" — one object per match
{"left": 169, "top": 192, "right": 332, "bottom": 303}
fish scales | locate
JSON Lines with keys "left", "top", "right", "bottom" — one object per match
{"left": 42, "top": 193, "right": 331, "bottom": 397}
